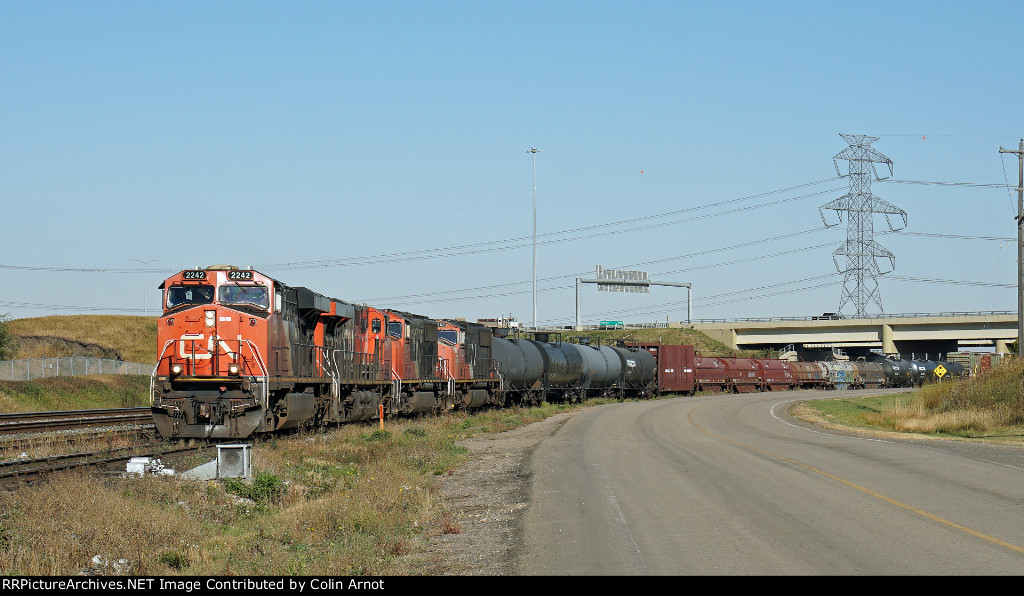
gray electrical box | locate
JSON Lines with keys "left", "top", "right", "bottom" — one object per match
{"left": 217, "top": 444, "right": 252, "bottom": 479}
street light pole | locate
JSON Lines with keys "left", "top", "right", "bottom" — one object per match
{"left": 1000, "top": 139, "right": 1024, "bottom": 354}
{"left": 527, "top": 147, "right": 540, "bottom": 330}
{"left": 133, "top": 259, "right": 156, "bottom": 316}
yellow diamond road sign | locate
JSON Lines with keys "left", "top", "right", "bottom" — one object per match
{"left": 935, "top": 364, "right": 947, "bottom": 378}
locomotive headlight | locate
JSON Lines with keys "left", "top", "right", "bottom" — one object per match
{"left": 171, "top": 364, "right": 183, "bottom": 375}
{"left": 205, "top": 310, "right": 215, "bottom": 327}
{"left": 228, "top": 363, "right": 240, "bottom": 375}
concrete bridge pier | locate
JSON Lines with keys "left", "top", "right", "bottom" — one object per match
{"left": 881, "top": 324, "right": 895, "bottom": 355}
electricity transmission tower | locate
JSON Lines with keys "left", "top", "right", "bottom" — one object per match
{"left": 819, "top": 134, "right": 907, "bottom": 317}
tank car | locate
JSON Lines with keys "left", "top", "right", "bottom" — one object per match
{"left": 880, "top": 358, "right": 914, "bottom": 387}
{"left": 819, "top": 360, "right": 853, "bottom": 390}
{"left": 567, "top": 339, "right": 624, "bottom": 399}
{"left": 850, "top": 360, "right": 886, "bottom": 389}
{"left": 491, "top": 335, "right": 545, "bottom": 405}
{"left": 526, "top": 335, "right": 586, "bottom": 401}
{"left": 610, "top": 342, "right": 657, "bottom": 397}
{"left": 789, "top": 361, "right": 828, "bottom": 389}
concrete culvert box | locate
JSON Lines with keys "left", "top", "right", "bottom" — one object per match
{"left": 218, "top": 444, "right": 252, "bottom": 479}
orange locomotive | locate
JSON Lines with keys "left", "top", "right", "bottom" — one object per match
{"left": 150, "top": 265, "right": 501, "bottom": 438}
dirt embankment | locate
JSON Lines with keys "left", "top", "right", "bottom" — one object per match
{"left": 13, "top": 335, "right": 123, "bottom": 360}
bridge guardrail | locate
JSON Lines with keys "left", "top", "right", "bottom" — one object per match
{"left": 688, "top": 311, "right": 1016, "bottom": 324}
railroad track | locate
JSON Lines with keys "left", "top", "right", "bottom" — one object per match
{"left": 0, "top": 444, "right": 205, "bottom": 485}
{"left": 0, "top": 407, "right": 153, "bottom": 435}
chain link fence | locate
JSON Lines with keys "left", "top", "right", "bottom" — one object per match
{"left": 0, "top": 357, "right": 156, "bottom": 381}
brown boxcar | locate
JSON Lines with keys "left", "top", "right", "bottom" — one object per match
{"left": 640, "top": 343, "right": 695, "bottom": 394}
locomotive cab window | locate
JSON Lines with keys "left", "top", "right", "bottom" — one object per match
{"left": 218, "top": 284, "right": 269, "bottom": 310}
{"left": 387, "top": 321, "right": 403, "bottom": 339}
{"left": 438, "top": 330, "right": 458, "bottom": 345}
{"left": 166, "top": 284, "right": 214, "bottom": 309}
{"left": 372, "top": 318, "right": 382, "bottom": 334}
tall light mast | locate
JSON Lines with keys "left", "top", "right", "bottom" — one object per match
{"left": 527, "top": 147, "right": 540, "bottom": 329}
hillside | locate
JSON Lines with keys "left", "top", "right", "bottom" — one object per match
{"left": 558, "top": 326, "right": 765, "bottom": 358}
{"left": 6, "top": 315, "right": 159, "bottom": 364}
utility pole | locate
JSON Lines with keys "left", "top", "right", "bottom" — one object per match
{"left": 527, "top": 147, "right": 540, "bottom": 329}
{"left": 1000, "top": 139, "right": 1024, "bottom": 355}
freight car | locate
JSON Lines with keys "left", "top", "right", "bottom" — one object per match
{"left": 149, "top": 266, "right": 971, "bottom": 439}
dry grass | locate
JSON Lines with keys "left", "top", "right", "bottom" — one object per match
{"left": 0, "top": 375, "right": 150, "bottom": 413}
{"left": 6, "top": 315, "right": 159, "bottom": 364}
{"left": 813, "top": 358, "right": 1024, "bottom": 441}
{"left": 0, "top": 402, "right": 591, "bottom": 576}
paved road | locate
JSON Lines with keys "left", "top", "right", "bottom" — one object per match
{"left": 514, "top": 390, "right": 1024, "bottom": 575}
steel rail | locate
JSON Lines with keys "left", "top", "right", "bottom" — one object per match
{"left": 0, "top": 407, "right": 153, "bottom": 435}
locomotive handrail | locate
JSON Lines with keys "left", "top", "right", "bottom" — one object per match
{"left": 326, "top": 348, "right": 341, "bottom": 399}
{"left": 150, "top": 339, "right": 178, "bottom": 406}
{"left": 390, "top": 367, "right": 401, "bottom": 410}
{"left": 438, "top": 356, "right": 455, "bottom": 397}
{"left": 237, "top": 339, "right": 269, "bottom": 406}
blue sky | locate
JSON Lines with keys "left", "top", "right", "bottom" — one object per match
{"left": 2, "top": 1, "right": 1023, "bottom": 327}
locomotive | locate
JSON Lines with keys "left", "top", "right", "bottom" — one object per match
{"left": 149, "top": 266, "right": 966, "bottom": 439}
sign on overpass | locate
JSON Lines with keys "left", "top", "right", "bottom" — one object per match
{"left": 596, "top": 265, "right": 650, "bottom": 293}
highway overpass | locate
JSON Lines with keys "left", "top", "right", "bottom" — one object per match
{"left": 682, "top": 311, "right": 1016, "bottom": 358}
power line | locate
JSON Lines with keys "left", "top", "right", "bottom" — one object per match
{"left": 878, "top": 179, "right": 1012, "bottom": 188}
{"left": 887, "top": 275, "right": 1014, "bottom": 288}
{"left": 263, "top": 180, "right": 844, "bottom": 270}
{"left": 882, "top": 230, "right": 1013, "bottom": 242}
